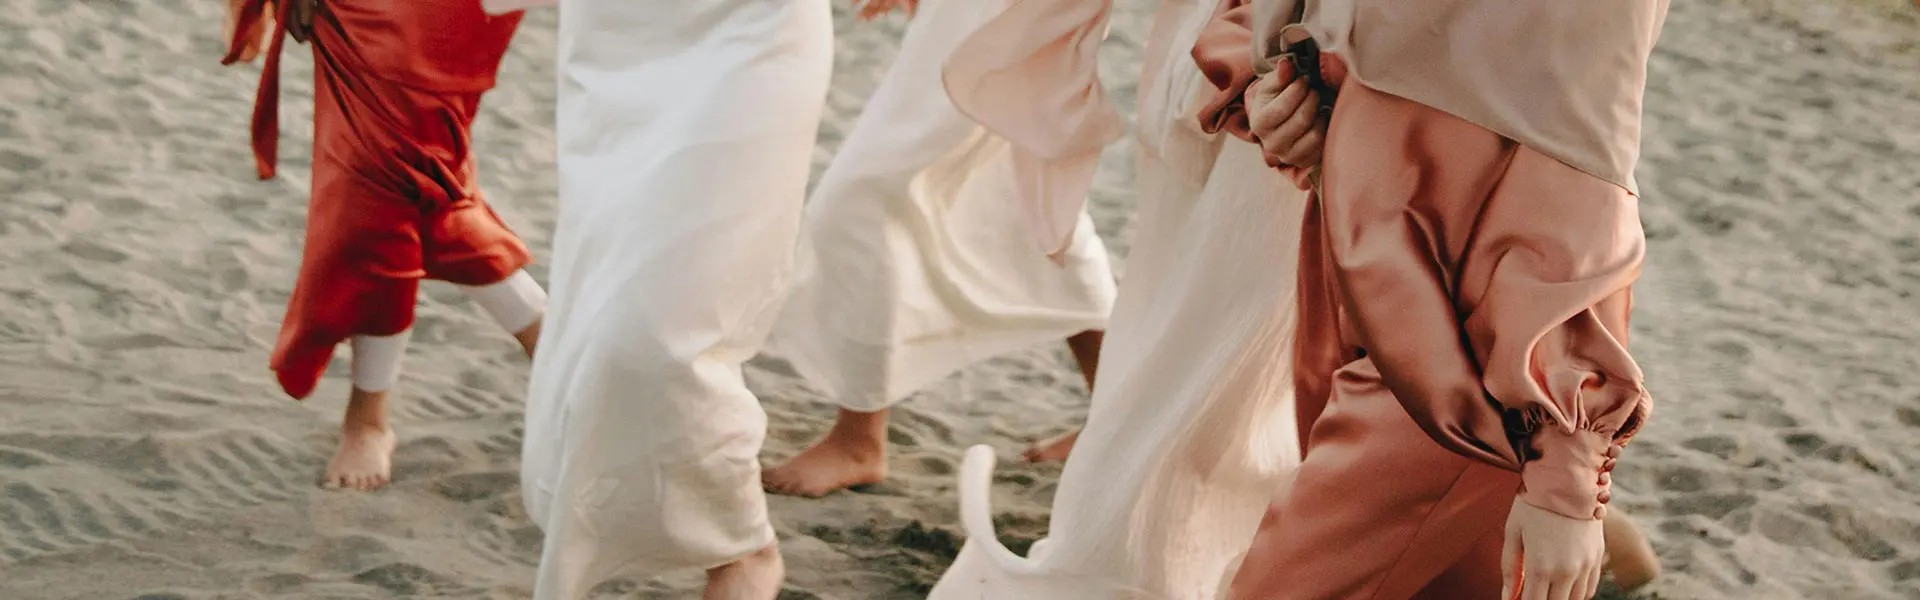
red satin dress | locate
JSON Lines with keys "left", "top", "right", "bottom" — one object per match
{"left": 224, "top": 0, "right": 531, "bottom": 399}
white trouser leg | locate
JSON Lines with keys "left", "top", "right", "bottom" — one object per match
{"left": 350, "top": 330, "right": 412, "bottom": 393}
{"left": 459, "top": 269, "right": 547, "bottom": 334}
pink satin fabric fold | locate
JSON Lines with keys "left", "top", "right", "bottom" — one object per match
{"left": 1191, "top": 0, "right": 1255, "bottom": 142}
{"left": 1292, "top": 73, "right": 1648, "bottom": 521}
{"left": 1235, "top": 78, "right": 1648, "bottom": 599}
{"left": 941, "top": 0, "right": 1125, "bottom": 261}
{"left": 1190, "top": 0, "right": 1319, "bottom": 190}
{"left": 1190, "top": 0, "right": 1650, "bottom": 522}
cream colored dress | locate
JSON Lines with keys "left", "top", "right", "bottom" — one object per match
{"left": 767, "top": 0, "right": 1116, "bottom": 412}
{"left": 519, "top": 0, "right": 833, "bottom": 597}
{"left": 930, "top": 0, "right": 1307, "bottom": 597}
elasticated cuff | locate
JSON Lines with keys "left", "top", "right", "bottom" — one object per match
{"left": 1519, "top": 427, "right": 1619, "bottom": 521}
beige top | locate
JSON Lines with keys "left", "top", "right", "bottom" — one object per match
{"left": 1252, "top": 0, "right": 1670, "bottom": 194}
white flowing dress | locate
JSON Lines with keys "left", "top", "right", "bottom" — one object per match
{"left": 767, "top": 0, "right": 1117, "bottom": 412}
{"left": 930, "top": 0, "right": 1307, "bottom": 597}
{"left": 519, "top": 0, "right": 833, "bottom": 597}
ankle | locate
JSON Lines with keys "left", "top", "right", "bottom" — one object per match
{"left": 823, "top": 411, "right": 888, "bottom": 457}
{"left": 340, "top": 417, "right": 391, "bottom": 434}
{"left": 342, "top": 390, "right": 391, "bottom": 432}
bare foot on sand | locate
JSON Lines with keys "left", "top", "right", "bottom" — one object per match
{"left": 1022, "top": 429, "right": 1080, "bottom": 463}
{"left": 704, "top": 542, "right": 784, "bottom": 600}
{"left": 1604, "top": 509, "right": 1661, "bottom": 590}
{"left": 322, "top": 388, "right": 397, "bottom": 491}
{"left": 1021, "top": 330, "right": 1101, "bottom": 464}
{"left": 763, "top": 409, "right": 887, "bottom": 497}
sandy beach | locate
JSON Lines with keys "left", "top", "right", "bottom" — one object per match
{"left": 2, "top": 0, "right": 1918, "bottom": 598}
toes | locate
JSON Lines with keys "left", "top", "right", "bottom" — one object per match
{"left": 764, "top": 476, "right": 799, "bottom": 496}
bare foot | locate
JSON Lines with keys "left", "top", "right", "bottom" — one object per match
{"left": 321, "top": 388, "right": 397, "bottom": 491}
{"left": 1022, "top": 429, "right": 1080, "bottom": 463}
{"left": 1604, "top": 509, "right": 1660, "bottom": 590}
{"left": 762, "top": 409, "right": 887, "bottom": 497}
{"left": 704, "top": 542, "right": 784, "bottom": 600}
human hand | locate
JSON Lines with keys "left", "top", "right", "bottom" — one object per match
{"left": 853, "top": 0, "right": 917, "bottom": 21}
{"left": 1243, "top": 68, "right": 1326, "bottom": 169}
{"left": 1502, "top": 498, "right": 1606, "bottom": 600}
{"left": 286, "top": 0, "right": 320, "bottom": 44}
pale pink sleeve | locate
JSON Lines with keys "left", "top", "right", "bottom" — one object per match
{"left": 1191, "top": 0, "right": 1256, "bottom": 142}
{"left": 942, "top": 0, "right": 1126, "bottom": 262}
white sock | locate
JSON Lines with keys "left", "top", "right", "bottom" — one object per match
{"left": 460, "top": 270, "right": 547, "bottom": 334}
{"left": 350, "top": 330, "right": 411, "bottom": 392}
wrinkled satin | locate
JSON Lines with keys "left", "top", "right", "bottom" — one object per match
{"left": 768, "top": 0, "right": 1116, "bottom": 413}
{"left": 224, "top": 0, "right": 530, "bottom": 399}
{"left": 940, "top": 0, "right": 1126, "bottom": 261}
{"left": 1191, "top": 0, "right": 1321, "bottom": 190}
{"left": 1289, "top": 71, "right": 1648, "bottom": 520}
{"left": 1238, "top": 79, "right": 1646, "bottom": 599}
{"left": 1194, "top": 0, "right": 1651, "bottom": 521}
{"left": 1191, "top": 0, "right": 1256, "bottom": 141}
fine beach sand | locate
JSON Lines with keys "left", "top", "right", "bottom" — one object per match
{"left": 2, "top": 0, "right": 1918, "bottom": 598}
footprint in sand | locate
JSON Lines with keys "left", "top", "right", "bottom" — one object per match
{"left": 353, "top": 562, "right": 477, "bottom": 596}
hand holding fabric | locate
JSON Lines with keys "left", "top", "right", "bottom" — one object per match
{"left": 1243, "top": 65, "right": 1326, "bottom": 170}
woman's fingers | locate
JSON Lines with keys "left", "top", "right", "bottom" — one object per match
{"left": 1279, "top": 126, "right": 1324, "bottom": 168}
{"left": 1249, "top": 77, "right": 1308, "bottom": 138}
{"left": 1268, "top": 88, "right": 1319, "bottom": 151}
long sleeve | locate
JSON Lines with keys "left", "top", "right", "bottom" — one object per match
{"left": 940, "top": 0, "right": 1125, "bottom": 262}
{"left": 1189, "top": 0, "right": 1315, "bottom": 191}
{"left": 1271, "top": 26, "right": 1655, "bottom": 522}
{"left": 1471, "top": 224, "right": 1651, "bottom": 521}
{"left": 1191, "top": 0, "right": 1255, "bottom": 142}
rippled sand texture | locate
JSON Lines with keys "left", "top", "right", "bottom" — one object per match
{"left": 0, "top": 0, "right": 1915, "bottom": 598}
